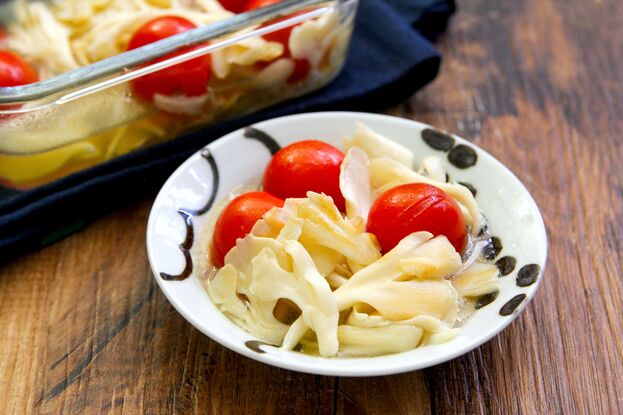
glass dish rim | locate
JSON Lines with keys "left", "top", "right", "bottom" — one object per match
{"left": 0, "top": 0, "right": 354, "bottom": 108}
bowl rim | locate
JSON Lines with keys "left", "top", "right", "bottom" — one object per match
{"left": 146, "top": 111, "right": 548, "bottom": 376}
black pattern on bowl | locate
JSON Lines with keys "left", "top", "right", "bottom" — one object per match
{"left": 483, "top": 236, "right": 503, "bottom": 260}
{"left": 160, "top": 130, "right": 281, "bottom": 282}
{"left": 448, "top": 145, "right": 478, "bottom": 169}
{"left": 159, "top": 149, "right": 219, "bottom": 281}
{"left": 245, "top": 340, "right": 276, "bottom": 354}
{"left": 475, "top": 291, "right": 499, "bottom": 309}
{"left": 499, "top": 294, "right": 527, "bottom": 316}
{"left": 516, "top": 264, "right": 541, "bottom": 287}
{"left": 496, "top": 256, "right": 517, "bottom": 276}
{"left": 458, "top": 181, "right": 477, "bottom": 196}
{"left": 245, "top": 127, "right": 282, "bottom": 155}
{"left": 421, "top": 128, "right": 455, "bottom": 151}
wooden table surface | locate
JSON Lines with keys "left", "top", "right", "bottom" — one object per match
{"left": 2, "top": 0, "right": 622, "bottom": 413}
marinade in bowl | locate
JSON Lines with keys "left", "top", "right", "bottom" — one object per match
{"left": 0, "top": 0, "right": 357, "bottom": 188}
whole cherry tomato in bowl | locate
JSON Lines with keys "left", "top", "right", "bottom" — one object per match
{"left": 127, "top": 16, "right": 212, "bottom": 102}
{"left": 212, "top": 191, "right": 284, "bottom": 266}
{"left": 367, "top": 183, "right": 467, "bottom": 254}
{"left": 263, "top": 140, "right": 346, "bottom": 211}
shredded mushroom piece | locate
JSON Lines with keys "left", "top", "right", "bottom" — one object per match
{"left": 343, "top": 122, "right": 414, "bottom": 168}
{"left": 339, "top": 147, "right": 373, "bottom": 224}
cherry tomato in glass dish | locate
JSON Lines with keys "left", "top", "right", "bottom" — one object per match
{"left": 212, "top": 191, "right": 284, "bottom": 266}
{"left": 263, "top": 140, "right": 346, "bottom": 211}
{"left": 244, "top": 0, "right": 283, "bottom": 12}
{"left": 287, "top": 58, "right": 311, "bottom": 83}
{"left": 0, "top": 50, "right": 39, "bottom": 120}
{"left": 244, "top": 0, "right": 312, "bottom": 83}
{"left": 219, "top": 0, "right": 249, "bottom": 13}
{"left": 245, "top": 0, "right": 295, "bottom": 45}
{"left": 0, "top": 50, "right": 39, "bottom": 87}
{"left": 127, "top": 16, "right": 211, "bottom": 102}
{"left": 367, "top": 183, "right": 467, "bottom": 254}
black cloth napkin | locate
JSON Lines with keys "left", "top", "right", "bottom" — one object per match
{"left": 0, "top": 0, "right": 455, "bottom": 262}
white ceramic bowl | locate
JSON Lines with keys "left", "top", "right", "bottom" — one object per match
{"left": 146, "top": 112, "right": 547, "bottom": 376}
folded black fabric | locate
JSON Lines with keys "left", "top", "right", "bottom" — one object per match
{"left": 0, "top": 0, "right": 455, "bottom": 262}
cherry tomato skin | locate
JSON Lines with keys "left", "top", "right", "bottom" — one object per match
{"left": 218, "top": 0, "right": 250, "bottom": 13}
{"left": 244, "top": 0, "right": 297, "bottom": 46}
{"left": 367, "top": 183, "right": 467, "bottom": 253}
{"left": 263, "top": 140, "right": 346, "bottom": 211}
{"left": 127, "top": 16, "right": 211, "bottom": 102}
{"left": 0, "top": 50, "right": 39, "bottom": 87}
{"left": 128, "top": 16, "right": 195, "bottom": 50}
{"left": 244, "top": 0, "right": 282, "bottom": 11}
{"left": 212, "top": 191, "right": 284, "bottom": 266}
{"left": 287, "top": 58, "right": 311, "bottom": 83}
{"left": 244, "top": 0, "right": 312, "bottom": 83}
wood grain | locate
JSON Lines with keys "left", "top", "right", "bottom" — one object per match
{"left": 1, "top": 0, "right": 622, "bottom": 413}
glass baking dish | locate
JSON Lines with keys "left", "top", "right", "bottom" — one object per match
{"left": 0, "top": 0, "right": 358, "bottom": 189}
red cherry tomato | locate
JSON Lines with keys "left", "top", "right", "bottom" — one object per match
{"left": 0, "top": 50, "right": 39, "bottom": 87}
{"left": 245, "top": 0, "right": 298, "bottom": 48}
{"left": 0, "top": 26, "right": 5, "bottom": 42}
{"left": 263, "top": 140, "right": 345, "bottom": 211}
{"left": 212, "top": 191, "right": 284, "bottom": 266}
{"left": 244, "top": 0, "right": 282, "bottom": 11}
{"left": 367, "top": 183, "right": 467, "bottom": 253}
{"left": 127, "top": 16, "right": 211, "bottom": 102}
{"left": 0, "top": 50, "right": 38, "bottom": 120}
{"left": 244, "top": 0, "right": 311, "bottom": 83}
{"left": 245, "top": 0, "right": 296, "bottom": 45}
{"left": 287, "top": 58, "right": 311, "bottom": 83}
{"left": 219, "top": 0, "right": 250, "bottom": 13}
